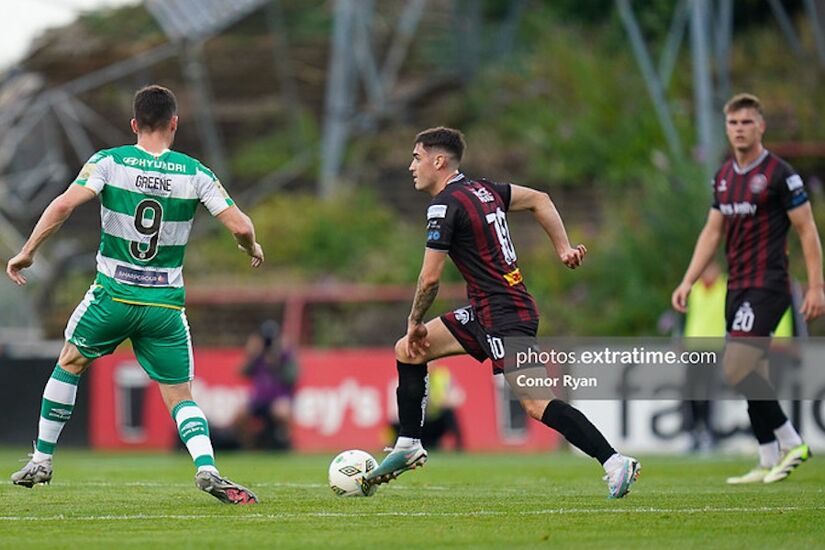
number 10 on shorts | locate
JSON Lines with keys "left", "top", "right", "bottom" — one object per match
{"left": 486, "top": 335, "right": 505, "bottom": 359}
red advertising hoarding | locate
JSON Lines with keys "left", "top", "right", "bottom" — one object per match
{"left": 90, "top": 348, "right": 559, "bottom": 452}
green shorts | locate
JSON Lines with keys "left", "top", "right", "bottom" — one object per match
{"left": 65, "top": 284, "right": 194, "bottom": 384}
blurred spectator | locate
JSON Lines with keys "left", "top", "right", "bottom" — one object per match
{"left": 390, "top": 363, "right": 465, "bottom": 450}
{"left": 234, "top": 320, "right": 298, "bottom": 450}
{"left": 681, "top": 261, "right": 726, "bottom": 452}
{"left": 423, "top": 364, "right": 465, "bottom": 450}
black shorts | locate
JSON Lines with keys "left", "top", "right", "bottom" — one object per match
{"left": 725, "top": 288, "right": 790, "bottom": 337}
{"left": 441, "top": 305, "right": 538, "bottom": 374}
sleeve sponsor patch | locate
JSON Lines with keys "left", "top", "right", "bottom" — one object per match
{"left": 786, "top": 174, "right": 804, "bottom": 191}
{"left": 77, "top": 163, "right": 95, "bottom": 182}
{"left": 214, "top": 179, "right": 231, "bottom": 201}
{"left": 427, "top": 204, "right": 448, "bottom": 219}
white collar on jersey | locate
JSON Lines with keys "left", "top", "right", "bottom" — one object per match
{"left": 135, "top": 144, "right": 171, "bottom": 158}
{"left": 446, "top": 172, "right": 465, "bottom": 185}
{"left": 732, "top": 148, "right": 769, "bottom": 175}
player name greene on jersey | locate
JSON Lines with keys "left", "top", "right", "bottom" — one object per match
{"left": 74, "top": 145, "right": 234, "bottom": 309}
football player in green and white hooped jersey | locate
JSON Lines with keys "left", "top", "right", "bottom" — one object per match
{"left": 6, "top": 85, "right": 263, "bottom": 505}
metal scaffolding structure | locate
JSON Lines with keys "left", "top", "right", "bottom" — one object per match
{"left": 320, "top": 0, "right": 429, "bottom": 197}
{"left": 0, "top": 0, "right": 271, "bottom": 273}
{"left": 618, "top": 0, "right": 825, "bottom": 178}
{"left": 0, "top": 0, "right": 279, "bottom": 334}
{"left": 2, "top": 0, "right": 825, "bottom": 335}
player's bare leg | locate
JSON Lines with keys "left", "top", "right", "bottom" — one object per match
{"left": 362, "top": 318, "right": 465, "bottom": 491}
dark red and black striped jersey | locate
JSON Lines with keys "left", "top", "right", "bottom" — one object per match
{"left": 711, "top": 149, "right": 809, "bottom": 293}
{"left": 425, "top": 173, "right": 539, "bottom": 327}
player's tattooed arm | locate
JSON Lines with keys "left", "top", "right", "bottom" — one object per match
{"left": 405, "top": 250, "right": 446, "bottom": 358}
{"left": 408, "top": 249, "right": 448, "bottom": 324}
{"left": 409, "top": 280, "right": 440, "bottom": 324}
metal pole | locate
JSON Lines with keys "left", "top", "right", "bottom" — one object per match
{"left": 714, "top": 0, "right": 733, "bottom": 104}
{"left": 616, "top": 0, "right": 683, "bottom": 161}
{"left": 68, "top": 97, "right": 128, "bottom": 145}
{"left": 690, "top": 0, "right": 717, "bottom": 174}
{"left": 495, "top": 0, "right": 528, "bottom": 59}
{"left": 352, "top": 0, "right": 384, "bottom": 111}
{"left": 380, "top": 0, "right": 427, "bottom": 94}
{"left": 320, "top": 0, "right": 357, "bottom": 197}
{"left": 181, "top": 42, "right": 230, "bottom": 180}
{"left": 58, "top": 43, "right": 178, "bottom": 97}
{"left": 266, "top": 0, "right": 305, "bottom": 151}
{"left": 51, "top": 93, "right": 95, "bottom": 163}
{"left": 659, "top": 0, "right": 689, "bottom": 88}
{"left": 454, "top": 0, "right": 481, "bottom": 79}
{"left": 767, "top": 0, "right": 804, "bottom": 56}
{"left": 803, "top": 0, "right": 825, "bottom": 67}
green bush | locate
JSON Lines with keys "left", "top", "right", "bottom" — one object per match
{"left": 515, "top": 164, "right": 709, "bottom": 337}
{"left": 187, "top": 189, "right": 434, "bottom": 285}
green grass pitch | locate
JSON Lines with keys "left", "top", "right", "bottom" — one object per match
{"left": 0, "top": 449, "right": 823, "bottom": 549}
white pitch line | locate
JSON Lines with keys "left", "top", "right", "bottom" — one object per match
{"left": 1, "top": 506, "right": 822, "bottom": 522}
{"left": 49, "top": 481, "right": 449, "bottom": 490}
{"left": 56, "top": 481, "right": 327, "bottom": 488}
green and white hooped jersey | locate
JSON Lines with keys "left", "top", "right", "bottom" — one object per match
{"left": 74, "top": 145, "right": 234, "bottom": 309}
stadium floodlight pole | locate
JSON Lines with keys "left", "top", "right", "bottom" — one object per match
{"left": 767, "top": 0, "right": 804, "bottom": 56}
{"left": 352, "top": 0, "right": 385, "bottom": 114}
{"left": 803, "top": 0, "right": 825, "bottom": 68}
{"left": 658, "top": 0, "right": 689, "bottom": 89}
{"left": 15, "top": 114, "right": 64, "bottom": 206}
{"left": 320, "top": 0, "right": 358, "bottom": 197}
{"left": 66, "top": 96, "right": 129, "bottom": 146}
{"left": 265, "top": 0, "right": 305, "bottom": 153}
{"left": 379, "top": 0, "right": 427, "bottom": 100}
{"left": 0, "top": 98, "right": 49, "bottom": 174}
{"left": 28, "top": 164, "right": 71, "bottom": 215}
{"left": 56, "top": 43, "right": 178, "bottom": 97}
{"left": 689, "top": 0, "right": 717, "bottom": 178}
{"left": 0, "top": 120, "right": 63, "bottom": 218}
{"left": 494, "top": 0, "right": 528, "bottom": 60}
{"left": 180, "top": 42, "right": 230, "bottom": 183}
{"left": 50, "top": 92, "right": 95, "bottom": 164}
{"left": 0, "top": 76, "right": 42, "bottom": 135}
{"left": 615, "top": 0, "right": 683, "bottom": 162}
{"left": 713, "top": 0, "right": 733, "bottom": 105}
{"left": 453, "top": 0, "right": 482, "bottom": 79}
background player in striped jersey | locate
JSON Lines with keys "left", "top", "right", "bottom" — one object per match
{"left": 362, "top": 127, "right": 640, "bottom": 499}
{"left": 6, "top": 85, "right": 264, "bottom": 504}
{"left": 672, "top": 93, "right": 825, "bottom": 484}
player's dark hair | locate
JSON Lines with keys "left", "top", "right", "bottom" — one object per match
{"left": 724, "top": 93, "right": 763, "bottom": 117}
{"left": 133, "top": 85, "right": 177, "bottom": 131}
{"left": 414, "top": 127, "right": 466, "bottom": 162}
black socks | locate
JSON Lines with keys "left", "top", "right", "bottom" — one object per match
{"left": 541, "top": 400, "right": 616, "bottom": 465}
{"left": 396, "top": 361, "right": 428, "bottom": 438}
{"left": 735, "top": 372, "right": 788, "bottom": 434}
